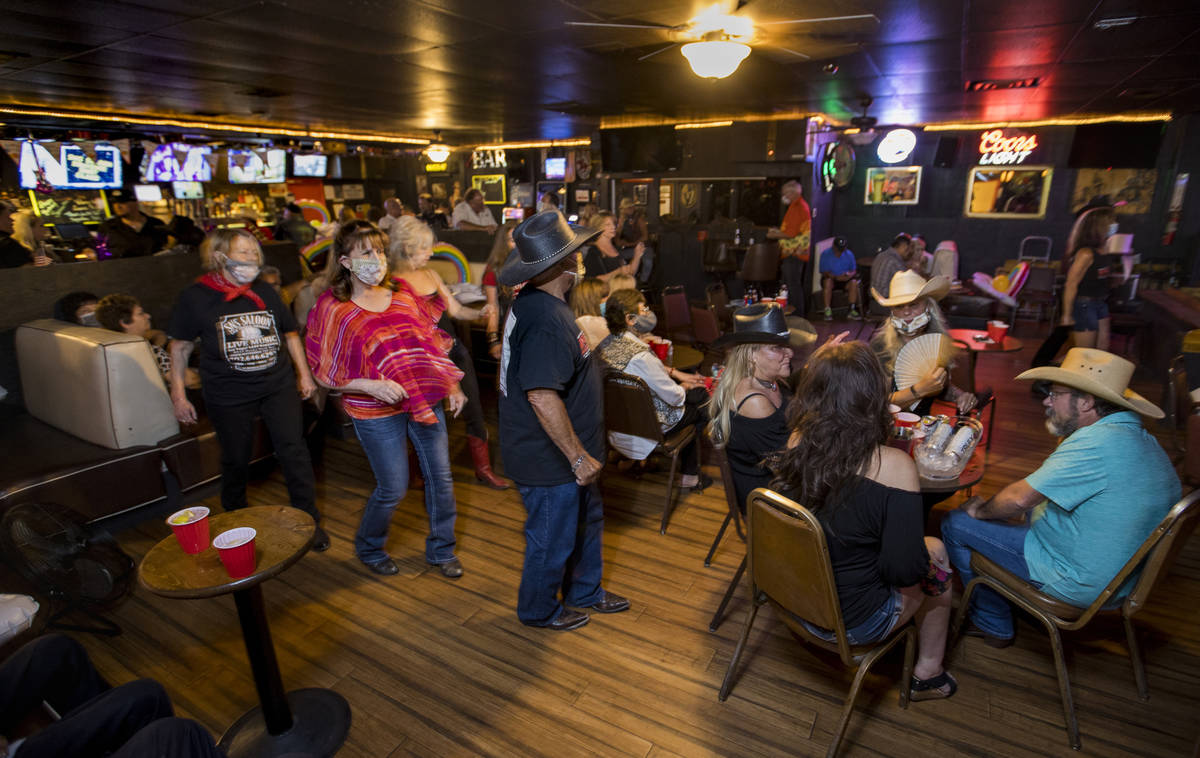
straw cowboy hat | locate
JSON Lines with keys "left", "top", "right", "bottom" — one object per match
{"left": 1016, "top": 348, "right": 1163, "bottom": 418}
{"left": 872, "top": 270, "right": 951, "bottom": 308}
{"left": 712, "top": 302, "right": 817, "bottom": 349}
{"left": 498, "top": 210, "right": 599, "bottom": 287}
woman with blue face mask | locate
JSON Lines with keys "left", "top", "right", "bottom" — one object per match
{"left": 167, "top": 228, "right": 329, "bottom": 551}
{"left": 870, "top": 270, "right": 977, "bottom": 416}
{"left": 595, "top": 288, "right": 712, "bottom": 492}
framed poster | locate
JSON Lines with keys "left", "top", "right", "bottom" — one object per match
{"left": 864, "top": 166, "right": 921, "bottom": 205}
{"left": 1071, "top": 168, "right": 1156, "bottom": 215}
{"left": 965, "top": 166, "right": 1052, "bottom": 218}
{"left": 472, "top": 174, "right": 506, "bottom": 204}
{"left": 414, "top": 175, "right": 428, "bottom": 195}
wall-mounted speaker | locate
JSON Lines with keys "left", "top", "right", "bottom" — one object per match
{"left": 934, "top": 136, "right": 960, "bottom": 168}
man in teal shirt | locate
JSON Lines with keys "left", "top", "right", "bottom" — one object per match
{"left": 942, "top": 348, "right": 1179, "bottom": 645}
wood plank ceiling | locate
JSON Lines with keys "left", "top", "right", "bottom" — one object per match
{"left": 0, "top": 0, "right": 1198, "bottom": 144}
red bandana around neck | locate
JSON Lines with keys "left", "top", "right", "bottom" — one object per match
{"left": 196, "top": 271, "right": 266, "bottom": 309}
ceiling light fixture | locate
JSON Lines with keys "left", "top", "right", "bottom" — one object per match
{"left": 681, "top": 38, "right": 751, "bottom": 79}
{"left": 877, "top": 129, "right": 917, "bottom": 163}
{"left": 423, "top": 131, "right": 451, "bottom": 163}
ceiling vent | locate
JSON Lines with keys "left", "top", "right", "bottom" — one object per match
{"left": 965, "top": 78, "right": 1040, "bottom": 92}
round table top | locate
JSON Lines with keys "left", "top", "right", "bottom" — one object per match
{"left": 139, "top": 506, "right": 315, "bottom": 600}
{"left": 669, "top": 345, "right": 705, "bottom": 371}
{"left": 947, "top": 328, "right": 1024, "bottom": 353}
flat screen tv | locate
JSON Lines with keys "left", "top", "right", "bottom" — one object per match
{"left": 19, "top": 142, "right": 123, "bottom": 189}
{"left": 228, "top": 148, "right": 286, "bottom": 183}
{"left": 172, "top": 181, "right": 204, "bottom": 199}
{"left": 502, "top": 207, "right": 526, "bottom": 221}
{"left": 142, "top": 143, "right": 213, "bottom": 182}
{"left": 544, "top": 156, "right": 566, "bottom": 180}
{"left": 1068, "top": 123, "right": 1163, "bottom": 169}
{"left": 292, "top": 154, "right": 328, "bottom": 177}
{"left": 133, "top": 184, "right": 163, "bottom": 202}
{"left": 599, "top": 126, "right": 681, "bottom": 173}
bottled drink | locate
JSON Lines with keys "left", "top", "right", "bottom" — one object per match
{"left": 946, "top": 426, "right": 977, "bottom": 463}
{"left": 734, "top": 228, "right": 741, "bottom": 246}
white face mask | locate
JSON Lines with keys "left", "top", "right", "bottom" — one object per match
{"left": 892, "top": 309, "right": 931, "bottom": 335}
{"left": 225, "top": 260, "right": 260, "bottom": 285}
{"left": 349, "top": 256, "right": 386, "bottom": 286}
{"left": 1107, "top": 222, "right": 1119, "bottom": 237}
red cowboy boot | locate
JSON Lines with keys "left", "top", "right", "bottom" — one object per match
{"left": 468, "top": 435, "right": 510, "bottom": 489}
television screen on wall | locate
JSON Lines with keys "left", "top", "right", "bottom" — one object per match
{"left": 19, "top": 142, "right": 123, "bottom": 189}
{"left": 142, "top": 143, "right": 213, "bottom": 182}
{"left": 228, "top": 148, "right": 286, "bottom": 183}
{"left": 292, "top": 154, "right": 328, "bottom": 177}
{"left": 1068, "top": 123, "right": 1163, "bottom": 169}
{"left": 599, "top": 127, "right": 682, "bottom": 173}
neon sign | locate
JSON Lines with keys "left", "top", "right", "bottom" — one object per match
{"left": 978, "top": 130, "right": 1038, "bottom": 165}
{"left": 877, "top": 129, "right": 917, "bottom": 164}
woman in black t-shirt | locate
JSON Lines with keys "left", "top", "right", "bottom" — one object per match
{"left": 582, "top": 211, "right": 642, "bottom": 283}
{"left": 167, "top": 229, "right": 328, "bottom": 551}
{"left": 1061, "top": 205, "right": 1118, "bottom": 351}
{"left": 773, "top": 341, "right": 957, "bottom": 701}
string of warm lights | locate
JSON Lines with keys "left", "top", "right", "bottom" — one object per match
{"left": 0, "top": 105, "right": 431, "bottom": 145}
{"left": 674, "top": 120, "right": 734, "bottom": 130}
{"left": 923, "top": 113, "right": 1172, "bottom": 131}
{"left": 471, "top": 138, "right": 592, "bottom": 150}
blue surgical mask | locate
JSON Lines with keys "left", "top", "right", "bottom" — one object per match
{"left": 631, "top": 312, "right": 657, "bottom": 333}
{"left": 1107, "top": 222, "right": 1119, "bottom": 237}
{"left": 599, "top": 301, "right": 607, "bottom": 317}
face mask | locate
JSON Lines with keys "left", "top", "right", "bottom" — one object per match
{"left": 599, "top": 301, "right": 607, "bottom": 317}
{"left": 79, "top": 312, "right": 100, "bottom": 327}
{"left": 892, "top": 309, "right": 930, "bottom": 335}
{"left": 350, "top": 256, "right": 386, "bottom": 286}
{"left": 226, "top": 260, "right": 260, "bottom": 285}
{"left": 631, "top": 312, "right": 657, "bottom": 333}
{"left": 1107, "top": 222, "right": 1119, "bottom": 237}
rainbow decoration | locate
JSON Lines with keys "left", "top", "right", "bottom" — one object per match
{"left": 971, "top": 261, "right": 1030, "bottom": 307}
{"left": 431, "top": 242, "right": 471, "bottom": 284}
{"left": 299, "top": 237, "right": 332, "bottom": 277}
{"left": 295, "top": 199, "right": 329, "bottom": 225}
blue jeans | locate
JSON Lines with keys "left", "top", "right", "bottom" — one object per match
{"left": 351, "top": 407, "right": 457, "bottom": 565}
{"left": 1072, "top": 297, "right": 1109, "bottom": 331}
{"left": 802, "top": 589, "right": 903, "bottom": 645}
{"left": 516, "top": 481, "right": 605, "bottom": 625}
{"left": 941, "top": 509, "right": 1041, "bottom": 639}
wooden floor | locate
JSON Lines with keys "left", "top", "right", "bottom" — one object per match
{"left": 5, "top": 319, "right": 1200, "bottom": 757}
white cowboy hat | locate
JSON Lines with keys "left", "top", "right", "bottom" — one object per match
{"left": 1016, "top": 348, "right": 1163, "bottom": 419}
{"left": 871, "top": 270, "right": 951, "bottom": 308}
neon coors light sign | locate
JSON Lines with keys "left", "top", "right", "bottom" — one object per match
{"left": 978, "top": 130, "right": 1039, "bottom": 166}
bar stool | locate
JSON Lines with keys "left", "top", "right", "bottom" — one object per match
{"left": 740, "top": 242, "right": 780, "bottom": 293}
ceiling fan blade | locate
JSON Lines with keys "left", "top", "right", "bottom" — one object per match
{"left": 637, "top": 42, "right": 679, "bottom": 61}
{"left": 770, "top": 45, "right": 811, "bottom": 60}
{"left": 759, "top": 14, "right": 879, "bottom": 26}
{"left": 565, "top": 21, "right": 676, "bottom": 30}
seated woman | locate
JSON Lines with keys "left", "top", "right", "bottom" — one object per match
{"left": 95, "top": 293, "right": 199, "bottom": 388}
{"left": 707, "top": 304, "right": 811, "bottom": 510}
{"left": 597, "top": 289, "right": 711, "bottom": 492}
{"left": 870, "top": 270, "right": 976, "bottom": 415}
{"left": 773, "top": 340, "right": 957, "bottom": 700}
{"left": 571, "top": 277, "right": 609, "bottom": 351}
{"left": 582, "top": 211, "right": 643, "bottom": 284}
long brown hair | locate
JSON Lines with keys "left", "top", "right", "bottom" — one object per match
{"left": 1066, "top": 206, "right": 1115, "bottom": 263}
{"left": 771, "top": 342, "right": 892, "bottom": 512}
{"left": 570, "top": 277, "right": 608, "bottom": 318}
{"left": 319, "top": 219, "right": 388, "bottom": 302}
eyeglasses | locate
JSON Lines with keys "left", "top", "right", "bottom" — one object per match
{"left": 1045, "top": 389, "right": 1074, "bottom": 400}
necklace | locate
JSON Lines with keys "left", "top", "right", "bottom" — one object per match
{"left": 754, "top": 376, "right": 778, "bottom": 392}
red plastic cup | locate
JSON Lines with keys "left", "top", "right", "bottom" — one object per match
{"left": 888, "top": 403, "right": 902, "bottom": 416}
{"left": 651, "top": 341, "right": 670, "bottom": 362}
{"left": 166, "top": 506, "right": 210, "bottom": 554}
{"left": 213, "top": 527, "right": 257, "bottom": 579}
{"left": 704, "top": 376, "right": 715, "bottom": 393}
{"left": 895, "top": 412, "right": 920, "bottom": 429}
{"left": 986, "top": 320, "right": 1009, "bottom": 343}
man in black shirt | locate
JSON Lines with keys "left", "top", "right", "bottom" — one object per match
{"left": 98, "top": 188, "right": 168, "bottom": 258}
{"left": 0, "top": 199, "right": 32, "bottom": 268}
{"left": 498, "top": 211, "right": 630, "bottom": 631}
{"left": 416, "top": 193, "right": 449, "bottom": 230}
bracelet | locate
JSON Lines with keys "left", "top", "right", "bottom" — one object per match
{"left": 570, "top": 454, "right": 585, "bottom": 473}
{"left": 910, "top": 386, "right": 919, "bottom": 400}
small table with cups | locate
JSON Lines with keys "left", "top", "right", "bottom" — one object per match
{"left": 139, "top": 505, "right": 349, "bottom": 758}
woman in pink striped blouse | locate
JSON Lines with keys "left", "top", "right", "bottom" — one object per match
{"left": 305, "top": 220, "right": 467, "bottom": 578}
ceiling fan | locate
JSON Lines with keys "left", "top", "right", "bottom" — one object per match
{"left": 825, "top": 96, "right": 908, "bottom": 145}
{"left": 566, "top": 2, "right": 878, "bottom": 79}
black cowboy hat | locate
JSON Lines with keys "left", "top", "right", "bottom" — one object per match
{"left": 497, "top": 210, "right": 599, "bottom": 287}
{"left": 712, "top": 303, "right": 817, "bottom": 349}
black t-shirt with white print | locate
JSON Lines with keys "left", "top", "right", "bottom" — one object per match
{"left": 168, "top": 280, "right": 298, "bottom": 406}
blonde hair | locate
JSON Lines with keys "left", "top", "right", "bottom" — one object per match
{"left": 200, "top": 228, "right": 263, "bottom": 271}
{"left": 588, "top": 210, "right": 614, "bottom": 232}
{"left": 607, "top": 273, "right": 637, "bottom": 294}
{"left": 11, "top": 211, "right": 38, "bottom": 251}
{"left": 570, "top": 277, "right": 608, "bottom": 318}
{"left": 706, "top": 343, "right": 761, "bottom": 448}
{"left": 387, "top": 216, "right": 435, "bottom": 272}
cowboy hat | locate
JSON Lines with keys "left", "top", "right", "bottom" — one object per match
{"left": 1016, "top": 348, "right": 1163, "bottom": 418}
{"left": 497, "top": 210, "right": 599, "bottom": 287}
{"left": 712, "top": 303, "right": 817, "bottom": 349}
{"left": 871, "top": 270, "right": 951, "bottom": 308}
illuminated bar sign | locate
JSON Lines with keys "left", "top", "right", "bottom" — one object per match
{"left": 978, "top": 130, "right": 1039, "bottom": 166}
{"left": 471, "top": 149, "right": 506, "bottom": 169}
{"left": 424, "top": 162, "right": 447, "bottom": 172}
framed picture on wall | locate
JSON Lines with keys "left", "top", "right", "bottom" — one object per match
{"left": 864, "top": 166, "right": 921, "bottom": 205}
{"left": 965, "top": 166, "right": 1053, "bottom": 218}
{"left": 414, "top": 175, "right": 428, "bottom": 195}
{"left": 471, "top": 174, "right": 506, "bottom": 204}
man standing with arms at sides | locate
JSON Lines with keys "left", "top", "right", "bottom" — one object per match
{"left": 767, "top": 179, "right": 811, "bottom": 318}
{"left": 497, "top": 211, "right": 631, "bottom": 631}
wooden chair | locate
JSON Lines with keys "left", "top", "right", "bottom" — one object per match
{"left": 602, "top": 372, "right": 695, "bottom": 533}
{"left": 1016, "top": 263, "right": 1058, "bottom": 327}
{"left": 719, "top": 488, "right": 916, "bottom": 758}
{"left": 740, "top": 242, "right": 780, "bottom": 289}
{"left": 689, "top": 305, "right": 722, "bottom": 346}
{"left": 660, "top": 285, "right": 694, "bottom": 343}
{"left": 706, "top": 448, "right": 746, "bottom": 632}
{"left": 950, "top": 488, "right": 1200, "bottom": 750}
{"left": 706, "top": 282, "right": 734, "bottom": 330}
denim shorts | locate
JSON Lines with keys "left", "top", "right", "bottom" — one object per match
{"left": 801, "top": 589, "right": 904, "bottom": 645}
{"left": 1072, "top": 298, "right": 1109, "bottom": 331}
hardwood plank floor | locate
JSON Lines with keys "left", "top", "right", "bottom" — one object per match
{"left": 3, "top": 319, "right": 1198, "bottom": 756}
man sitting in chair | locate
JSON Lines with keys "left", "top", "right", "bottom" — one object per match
{"left": 941, "top": 348, "right": 1180, "bottom": 647}
{"left": 818, "top": 236, "right": 861, "bottom": 321}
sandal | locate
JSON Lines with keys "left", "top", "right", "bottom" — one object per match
{"left": 910, "top": 670, "right": 958, "bottom": 702}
